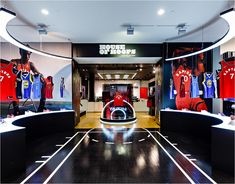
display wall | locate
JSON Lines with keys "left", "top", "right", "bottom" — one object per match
{"left": 162, "top": 42, "right": 213, "bottom": 112}
{"left": 0, "top": 42, "right": 72, "bottom": 102}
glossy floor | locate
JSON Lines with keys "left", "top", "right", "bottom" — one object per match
{"left": 76, "top": 112, "right": 159, "bottom": 129}
{"left": 5, "top": 128, "right": 233, "bottom": 183}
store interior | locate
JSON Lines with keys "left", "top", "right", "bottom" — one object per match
{"left": 0, "top": 0, "right": 235, "bottom": 183}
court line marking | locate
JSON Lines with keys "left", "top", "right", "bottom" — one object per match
{"left": 20, "top": 131, "right": 83, "bottom": 184}
{"left": 41, "top": 156, "right": 51, "bottom": 158}
{"left": 156, "top": 131, "right": 217, "bottom": 184}
{"left": 143, "top": 128, "right": 195, "bottom": 184}
{"left": 43, "top": 129, "right": 94, "bottom": 184}
{"left": 35, "top": 161, "right": 45, "bottom": 163}
{"left": 138, "top": 138, "right": 145, "bottom": 142}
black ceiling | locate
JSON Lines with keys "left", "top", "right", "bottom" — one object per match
{"left": 78, "top": 64, "right": 156, "bottom": 80}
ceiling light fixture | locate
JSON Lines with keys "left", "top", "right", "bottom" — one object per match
{"left": 127, "top": 25, "right": 134, "bottom": 35}
{"left": 97, "top": 73, "right": 103, "bottom": 79}
{"left": 41, "top": 9, "right": 49, "bottom": 15}
{"left": 105, "top": 74, "right": 111, "bottom": 79}
{"left": 157, "top": 9, "right": 165, "bottom": 16}
{"left": 0, "top": 8, "right": 71, "bottom": 61}
{"left": 132, "top": 73, "right": 137, "bottom": 79}
{"left": 166, "top": 8, "right": 235, "bottom": 61}
{"left": 115, "top": 75, "right": 120, "bottom": 79}
{"left": 123, "top": 74, "right": 129, "bottom": 79}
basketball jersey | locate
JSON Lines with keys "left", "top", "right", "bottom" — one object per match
{"left": 191, "top": 75, "right": 200, "bottom": 98}
{"left": 45, "top": 76, "right": 54, "bottom": 99}
{"left": 60, "top": 81, "right": 65, "bottom": 98}
{"left": 0, "top": 62, "right": 17, "bottom": 101}
{"left": 114, "top": 94, "right": 124, "bottom": 106}
{"left": 32, "top": 75, "right": 42, "bottom": 99}
{"left": 218, "top": 59, "right": 235, "bottom": 98}
{"left": 202, "top": 73, "right": 217, "bottom": 98}
{"left": 169, "top": 78, "right": 175, "bottom": 99}
{"left": 16, "top": 70, "right": 23, "bottom": 99}
{"left": 173, "top": 65, "right": 192, "bottom": 98}
{"left": 22, "top": 72, "right": 33, "bottom": 99}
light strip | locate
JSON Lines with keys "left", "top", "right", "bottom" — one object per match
{"left": 165, "top": 8, "right": 235, "bottom": 61}
{"left": 123, "top": 74, "right": 129, "bottom": 79}
{"left": 97, "top": 73, "right": 104, "bottom": 79}
{"left": 132, "top": 73, "right": 137, "bottom": 79}
{"left": 0, "top": 8, "right": 71, "bottom": 61}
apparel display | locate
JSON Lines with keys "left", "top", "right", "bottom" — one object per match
{"left": 0, "top": 62, "right": 17, "bottom": 100}
{"left": 60, "top": 77, "right": 65, "bottom": 98}
{"left": 191, "top": 75, "right": 200, "bottom": 98}
{"left": 16, "top": 70, "right": 23, "bottom": 99}
{"left": 218, "top": 59, "right": 235, "bottom": 98}
{"left": 45, "top": 76, "right": 54, "bottom": 99}
{"left": 169, "top": 78, "right": 174, "bottom": 99}
{"left": 32, "top": 74, "right": 42, "bottom": 99}
{"left": 202, "top": 72, "right": 218, "bottom": 98}
{"left": 22, "top": 71, "right": 33, "bottom": 99}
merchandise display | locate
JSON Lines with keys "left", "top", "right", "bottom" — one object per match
{"left": 202, "top": 72, "right": 218, "bottom": 98}
{"left": 32, "top": 74, "right": 42, "bottom": 99}
{"left": 218, "top": 58, "right": 235, "bottom": 98}
{"left": 0, "top": 61, "right": 17, "bottom": 101}
{"left": 45, "top": 76, "right": 54, "bottom": 99}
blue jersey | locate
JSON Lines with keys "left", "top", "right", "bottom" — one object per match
{"left": 191, "top": 75, "right": 200, "bottom": 98}
{"left": 32, "top": 75, "right": 42, "bottom": 99}
{"left": 22, "top": 72, "right": 33, "bottom": 99}
{"left": 202, "top": 73, "right": 217, "bottom": 98}
{"left": 169, "top": 78, "right": 175, "bottom": 99}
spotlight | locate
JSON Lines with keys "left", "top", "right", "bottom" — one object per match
{"left": 127, "top": 25, "right": 134, "bottom": 35}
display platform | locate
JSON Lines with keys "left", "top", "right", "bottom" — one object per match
{"left": 100, "top": 100, "right": 137, "bottom": 125}
{"left": 160, "top": 109, "right": 234, "bottom": 175}
{"left": 0, "top": 110, "right": 75, "bottom": 180}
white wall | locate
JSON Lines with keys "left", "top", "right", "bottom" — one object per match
{"left": 94, "top": 80, "right": 149, "bottom": 99}
{"left": 0, "top": 42, "right": 72, "bottom": 102}
{"left": 220, "top": 38, "right": 235, "bottom": 55}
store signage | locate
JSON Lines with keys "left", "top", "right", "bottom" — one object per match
{"left": 110, "top": 106, "right": 127, "bottom": 112}
{"left": 99, "top": 44, "right": 136, "bottom": 56}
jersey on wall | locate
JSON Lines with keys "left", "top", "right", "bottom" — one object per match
{"left": 22, "top": 71, "right": 33, "bottom": 99}
{"left": 45, "top": 76, "right": 54, "bottom": 99}
{"left": 218, "top": 59, "right": 235, "bottom": 98}
{"left": 0, "top": 62, "right": 17, "bottom": 101}
{"left": 32, "top": 74, "right": 42, "bottom": 99}
{"left": 191, "top": 75, "right": 200, "bottom": 98}
{"left": 202, "top": 73, "right": 217, "bottom": 98}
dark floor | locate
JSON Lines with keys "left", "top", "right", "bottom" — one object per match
{"left": 2, "top": 128, "right": 234, "bottom": 183}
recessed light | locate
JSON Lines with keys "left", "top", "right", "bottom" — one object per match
{"left": 157, "top": 8, "right": 165, "bottom": 16}
{"left": 41, "top": 9, "right": 49, "bottom": 15}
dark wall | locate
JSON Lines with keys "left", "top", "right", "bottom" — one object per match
{"left": 72, "top": 60, "right": 80, "bottom": 124}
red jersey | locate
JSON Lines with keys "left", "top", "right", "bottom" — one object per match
{"left": 45, "top": 76, "right": 54, "bottom": 99}
{"left": 173, "top": 65, "right": 192, "bottom": 98}
{"left": 114, "top": 94, "right": 124, "bottom": 106}
{"left": 0, "top": 62, "right": 17, "bottom": 101}
{"left": 218, "top": 59, "right": 235, "bottom": 98}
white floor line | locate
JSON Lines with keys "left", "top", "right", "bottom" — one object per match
{"left": 55, "top": 144, "right": 63, "bottom": 147}
{"left": 172, "top": 143, "right": 178, "bottom": 146}
{"left": 156, "top": 131, "right": 217, "bottom": 184}
{"left": 184, "top": 154, "right": 191, "bottom": 157}
{"left": 105, "top": 142, "right": 114, "bottom": 144}
{"left": 123, "top": 141, "right": 132, "bottom": 144}
{"left": 190, "top": 159, "right": 197, "bottom": 161}
{"left": 65, "top": 137, "right": 72, "bottom": 139}
{"left": 35, "top": 161, "right": 45, "bottom": 163}
{"left": 43, "top": 129, "right": 94, "bottom": 184}
{"left": 143, "top": 128, "right": 195, "bottom": 184}
{"left": 20, "top": 131, "right": 82, "bottom": 184}
{"left": 91, "top": 139, "right": 99, "bottom": 142}
{"left": 41, "top": 156, "right": 51, "bottom": 158}
{"left": 138, "top": 138, "right": 145, "bottom": 142}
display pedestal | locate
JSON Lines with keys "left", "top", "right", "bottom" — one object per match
{"left": 211, "top": 126, "right": 235, "bottom": 175}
